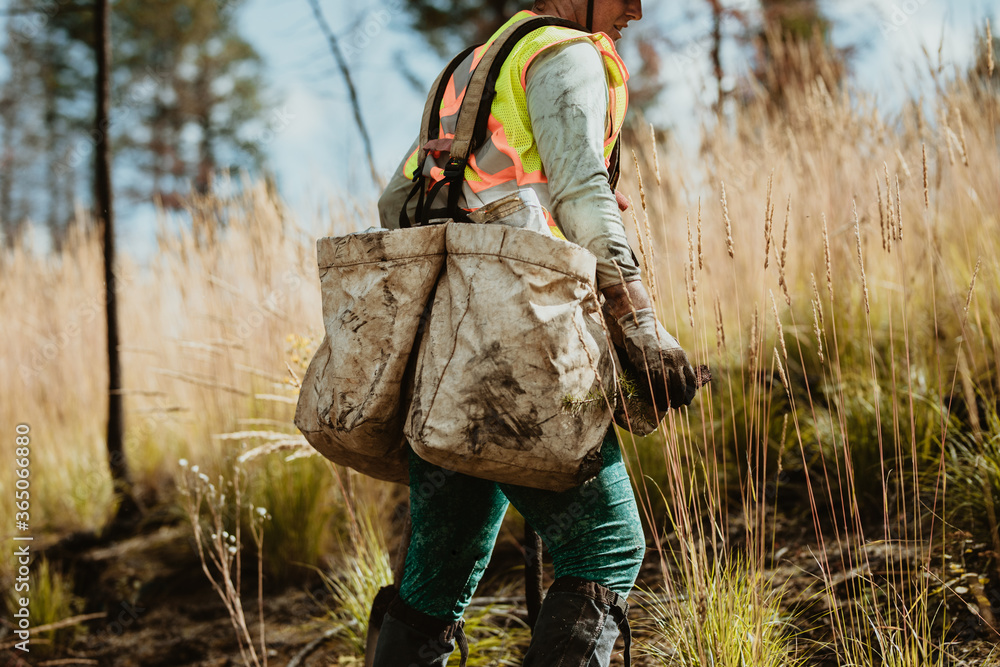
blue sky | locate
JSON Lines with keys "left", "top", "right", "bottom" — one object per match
{"left": 1, "top": 0, "right": 996, "bottom": 257}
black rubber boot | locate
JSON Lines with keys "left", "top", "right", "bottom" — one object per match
{"left": 521, "top": 576, "right": 632, "bottom": 667}
{"left": 370, "top": 595, "right": 469, "bottom": 667}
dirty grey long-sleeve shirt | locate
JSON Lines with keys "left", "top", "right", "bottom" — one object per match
{"left": 378, "top": 40, "right": 640, "bottom": 289}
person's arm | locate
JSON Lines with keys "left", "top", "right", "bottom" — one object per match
{"left": 528, "top": 43, "right": 699, "bottom": 409}
{"left": 378, "top": 139, "right": 420, "bottom": 230}
{"left": 525, "top": 41, "right": 640, "bottom": 289}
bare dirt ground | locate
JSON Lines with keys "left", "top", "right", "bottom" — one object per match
{"left": 2, "top": 507, "right": 998, "bottom": 667}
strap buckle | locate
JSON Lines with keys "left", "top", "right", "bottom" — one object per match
{"left": 443, "top": 157, "right": 466, "bottom": 180}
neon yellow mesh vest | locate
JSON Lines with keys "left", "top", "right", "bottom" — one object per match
{"left": 403, "top": 10, "right": 629, "bottom": 238}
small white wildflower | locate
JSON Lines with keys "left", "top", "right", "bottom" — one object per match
{"left": 191, "top": 465, "right": 200, "bottom": 473}
{"left": 211, "top": 533, "right": 218, "bottom": 540}
{"left": 198, "top": 473, "right": 210, "bottom": 483}
{"left": 228, "top": 545, "right": 238, "bottom": 555}
{"left": 229, "top": 534, "right": 237, "bottom": 544}
{"left": 222, "top": 530, "right": 230, "bottom": 539}
{"left": 256, "top": 507, "right": 267, "bottom": 517}
{"left": 179, "top": 458, "right": 188, "bottom": 468}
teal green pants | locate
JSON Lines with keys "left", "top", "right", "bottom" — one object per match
{"left": 400, "top": 428, "right": 645, "bottom": 622}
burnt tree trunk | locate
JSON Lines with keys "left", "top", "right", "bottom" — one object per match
{"left": 95, "top": 0, "right": 142, "bottom": 535}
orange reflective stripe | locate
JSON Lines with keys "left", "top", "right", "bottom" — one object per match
{"left": 439, "top": 76, "right": 462, "bottom": 118}
{"left": 483, "top": 120, "right": 524, "bottom": 176}
{"left": 466, "top": 151, "right": 517, "bottom": 193}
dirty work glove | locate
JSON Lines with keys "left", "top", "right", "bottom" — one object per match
{"left": 616, "top": 309, "right": 698, "bottom": 409}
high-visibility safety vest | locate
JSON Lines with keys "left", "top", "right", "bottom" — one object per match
{"left": 402, "top": 10, "right": 629, "bottom": 239}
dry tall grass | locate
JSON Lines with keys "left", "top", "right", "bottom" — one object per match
{"left": 0, "top": 172, "right": 342, "bottom": 536}
{"left": 616, "top": 52, "right": 999, "bottom": 664}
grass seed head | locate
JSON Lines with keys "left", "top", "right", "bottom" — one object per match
{"left": 770, "top": 290, "right": 788, "bottom": 360}
{"left": 853, "top": 200, "right": 870, "bottom": 314}
{"left": 988, "top": 19, "right": 995, "bottom": 77}
{"left": 687, "top": 209, "right": 695, "bottom": 274}
{"left": 773, "top": 347, "right": 790, "bottom": 392}
{"left": 721, "top": 181, "right": 734, "bottom": 259}
{"left": 964, "top": 258, "right": 982, "bottom": 317}
{"left": 883, "top": 161, "right": 894, "bottom": 252}
{"left": 822, "top": 213, "right": 833, "bottom": 300}
{"left": 632, "top": 150, "right": 647, "bottom": 211}
{"left": 628, "top": 199, "right": 656, "bottom": 302}
{"left": 687, "top": 210, "right": 698, "bottom": 308}
{"left": 764, "top": 174, "right": 774, "bottom": 270}
{"left": 811, "top": 273, "right": 824, "bottom": 328}
{"left": 715, "top": 298, "right": 725, "bottom": 351}
{"left": 685, "top": 265, "right": 695, "bottom": 329}
{"left": 778, "top": 199, "right": 790, "bottom": 305}
{"left": 812, "top": 297, "right": 825, "bottom": 364}
{"left": 697, "top": 197, "right": 704, "bottom": 270}
{"left": 922, "top": 143, "right": 929, "bottom": 209}
{"left": 877, "top": 173, "right": 887, "bottom": 251}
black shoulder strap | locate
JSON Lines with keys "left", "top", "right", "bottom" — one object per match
{"left": 608, "top": 138, "right": 621, "bottom": 191}
{"left": 400, "top": 43, "right": 479, "bottom": 229}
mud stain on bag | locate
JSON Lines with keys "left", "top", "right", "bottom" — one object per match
{"left": 461, "top": 342, "right": 542, "bottom": 453}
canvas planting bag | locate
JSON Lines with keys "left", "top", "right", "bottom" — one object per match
{"left": 294, "top": 225, "right": 445, "bottom": 484}
{"left": 404, "top": 222, "right": 615, "bottom": 491}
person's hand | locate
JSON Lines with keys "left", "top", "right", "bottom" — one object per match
{"left": 601, "top": 281, "right": 698, "bottom": 410}
{"left": 615, "top": 308, "right": 697, "bottom": 409}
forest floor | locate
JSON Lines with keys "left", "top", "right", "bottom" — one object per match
{"left": 2, "top": 505, "right": 999, "bottom": 667}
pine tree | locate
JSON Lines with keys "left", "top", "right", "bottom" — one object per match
{"left": 0, "top": 0, "right": 270, "bottom": 248}
{"left": 112, "top": 0, "right": 268, "bottom": 201}
{"left": 0, "top": 1, "right": 91, "bottom": 246}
